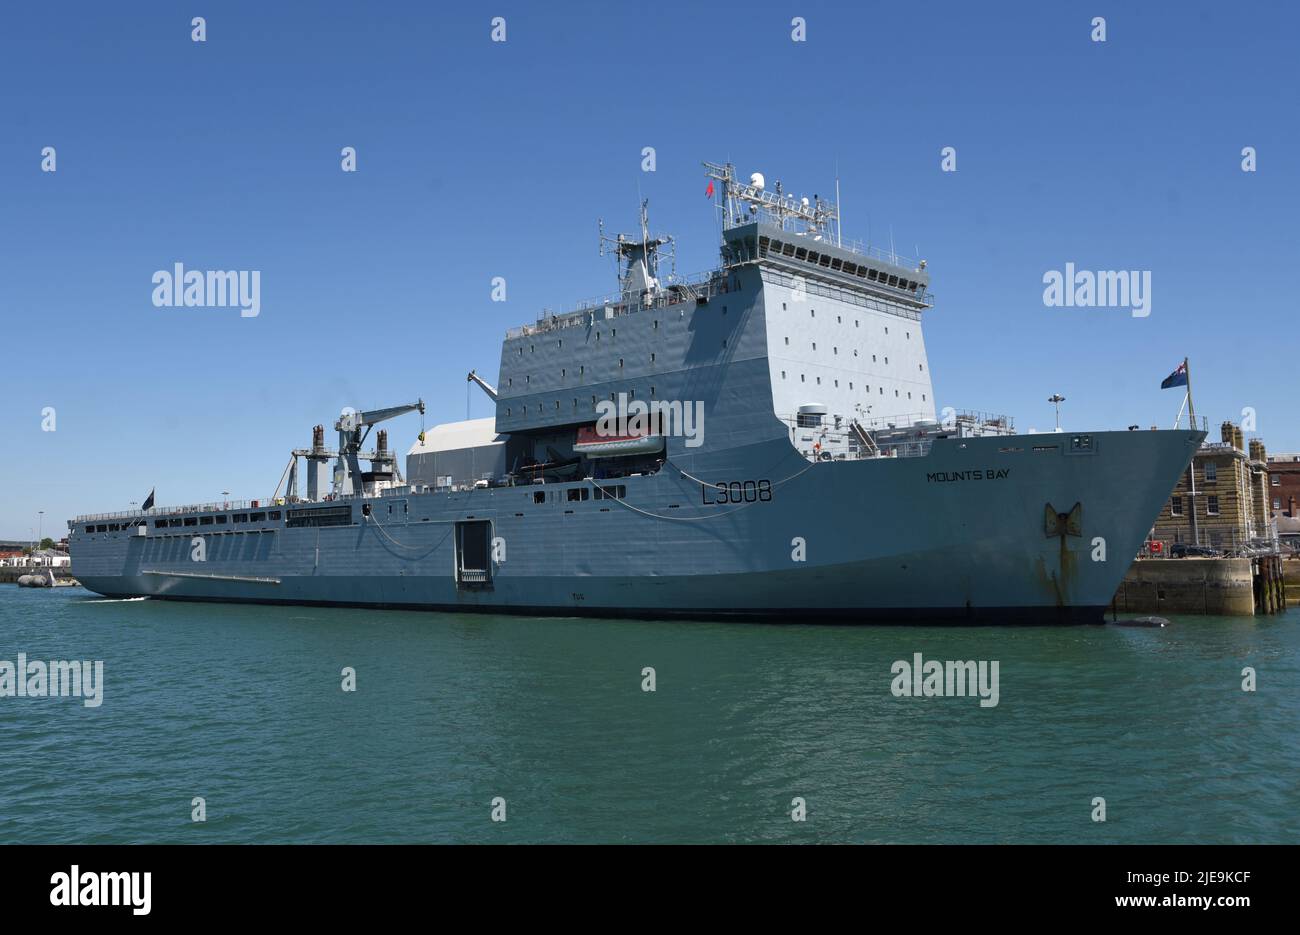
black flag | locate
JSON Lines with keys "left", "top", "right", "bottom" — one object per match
{"left": 141, "top": 488, "right": 155, "bottom": 511}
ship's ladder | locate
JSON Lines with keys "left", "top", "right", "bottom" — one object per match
{"left": 849, "top": 420, "right": 880, "bottom": 457}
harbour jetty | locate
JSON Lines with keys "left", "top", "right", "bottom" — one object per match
{"left": 1115, "top": 556, "right": 1288, "bottom": 616}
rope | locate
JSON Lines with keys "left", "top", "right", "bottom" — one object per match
{"left": 363, "top": 511, "right": 449, "bottom": 558}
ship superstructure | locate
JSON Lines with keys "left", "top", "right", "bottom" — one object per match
{"left": 68, "top": 162, "right": 1204, "bottom": 622}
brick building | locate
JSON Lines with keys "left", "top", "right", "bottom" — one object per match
{"left": 1150, "top": 421, "right": 1271, "bottom": 552}
{"left": 1267, "top": 452, "right": 1300, "bottom": 518}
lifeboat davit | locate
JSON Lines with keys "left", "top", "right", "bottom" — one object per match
{"left": 574, "top": 425, "right": 665, "bottom": 458}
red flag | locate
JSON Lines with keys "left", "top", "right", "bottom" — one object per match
{"left": 705, "top": 180, "right": 714, "bottom": 198}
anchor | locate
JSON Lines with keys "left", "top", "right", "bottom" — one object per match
{"left": 1044, "top": 502, "right": 1082, "bottom": 539}
{"left": 1043, "top": 502, "right": 1083, "bottom": 609}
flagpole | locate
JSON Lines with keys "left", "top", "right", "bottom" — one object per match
{"left": 1184, "top": 356, "right": 1197, "bottom": 431}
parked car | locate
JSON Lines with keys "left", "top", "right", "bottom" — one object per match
{"left": 1169, "top": 543, "right": 1221, "bottom": 558}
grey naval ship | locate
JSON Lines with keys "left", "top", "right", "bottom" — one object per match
{"left": 69, "top": 162, "right": 1204, "bottom": 623}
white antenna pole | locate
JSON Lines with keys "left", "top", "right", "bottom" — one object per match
{"left": 835, "top": 170, "right": 842, "bottom": 248}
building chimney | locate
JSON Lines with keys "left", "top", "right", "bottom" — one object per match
{"left": 1220, "top": 421, "right": 1234, "bottom": 446}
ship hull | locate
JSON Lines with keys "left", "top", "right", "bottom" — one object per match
{"left": 69, "top": 429, "right": 1203, "bottom": 625}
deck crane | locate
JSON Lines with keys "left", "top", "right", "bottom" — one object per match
{"left": 334, "top": 400, "right": 425, "bottom": 497}
{"left": 467, "top": 370, "right": 498, "bottom": 402}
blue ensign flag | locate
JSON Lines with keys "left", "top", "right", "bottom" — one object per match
{"left": 1160, "top": 362, "right": 1189, "bottom": 389}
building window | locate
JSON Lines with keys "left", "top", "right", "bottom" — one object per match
{"left": 1171, "top": 496, "right": 1183, "bottom": 516}
{"left": 1204, "top": 462, "right": 1217, "bottom": 483}
{"left": 1272, "top": 475, "right": 1280, "bottom": 486}
{"left": 1207, "top": 495, "right": 1220, "bottom": 515}
{"left": 1274, "top": 498, "right": 1282, "bottom": 510}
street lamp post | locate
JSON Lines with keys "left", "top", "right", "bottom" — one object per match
{"left": 37, "top": 511, "right": 44, "bottom": 549}
{"left": 1048, "top": 394, "right": 1066, "bottom": 432}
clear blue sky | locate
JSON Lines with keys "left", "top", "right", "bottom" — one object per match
{"left": 1, "top": 1, "right": 1296, "bottom": 540}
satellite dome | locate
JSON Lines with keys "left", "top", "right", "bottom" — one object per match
{"left": 750, "top": 172, "right": 765, "bottom": 190}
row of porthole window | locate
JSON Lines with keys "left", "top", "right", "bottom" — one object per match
{"left": 505, "top": 390, "right": 657, "bottom": 418}
{"left": 508, "top": 352, "right": 665, "bottom": 388}
{"left": 778, "top": 371, "right": 925, "bottom": 402}
{"left": 84, "top": 511, "right": 281, "bottom": 534}
{"left": 782, "top": 303, "right": 912, "bottom": 339}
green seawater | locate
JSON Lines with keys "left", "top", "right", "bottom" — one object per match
{"left": 1, "top": 586, "right": 1296, "bottom": 843}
